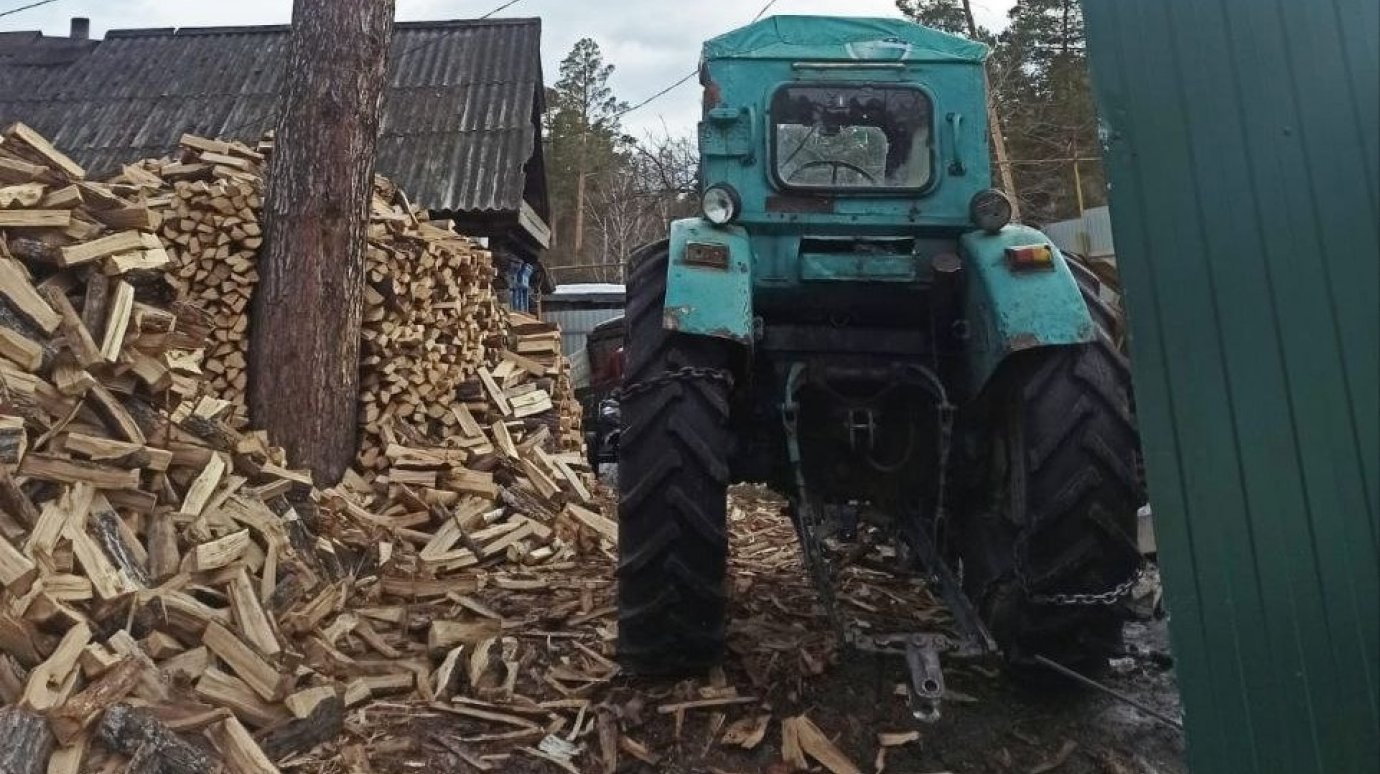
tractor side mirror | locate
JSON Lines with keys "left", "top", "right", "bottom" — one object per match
{"left": 946, "top": 112, "right": 966, "bottom": 176}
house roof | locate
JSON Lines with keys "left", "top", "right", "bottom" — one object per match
{"left": 0, "top": 18, "right": 547, "bottom": 218}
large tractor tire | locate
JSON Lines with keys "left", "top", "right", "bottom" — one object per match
{"left": 616, "top": 241, "right": 735, "bottom": 675}
{"left": 963, "top": 328, "right": 1144, "bottom": 669}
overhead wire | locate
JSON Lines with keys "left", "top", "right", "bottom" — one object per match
{"left": 609, "top": 0, "right": 786, "bottom": 123}
{"left": 478, "top": 0, "right": 524, "bottom": 19}
{"left": 0, "top": 0, "right": 60, "bottom": 20}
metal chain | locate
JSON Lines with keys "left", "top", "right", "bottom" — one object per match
{"left": 1015, "top": 527, "right": 1145, "bottom": 606}
{"left": 612, "top": 366, "right": 735, "bottom": 403}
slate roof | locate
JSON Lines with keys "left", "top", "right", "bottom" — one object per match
{"left": 0, "top": 18, "right": 547, "bottom": 218}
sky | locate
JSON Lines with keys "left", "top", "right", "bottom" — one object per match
{"left": 4, "top": 0, "right": 1014, "bottom": 137}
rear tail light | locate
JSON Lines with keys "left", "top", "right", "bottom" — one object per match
{"left": 1005, "top": 244, "right": 1055, "bottom": 271}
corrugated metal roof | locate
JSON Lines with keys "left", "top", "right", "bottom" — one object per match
{"left": 0, "top": 19, "right": 545, "bottom": 216}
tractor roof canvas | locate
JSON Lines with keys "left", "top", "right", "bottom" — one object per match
{"left": 703, "top": 16, "right": 988, "bottom": 64}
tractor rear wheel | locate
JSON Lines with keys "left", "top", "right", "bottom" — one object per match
{"left": 616, "top": 241, "right": 735, "bottom": 675}
{"left": 963, "top": 333, "right": 1144, "bottom": 669}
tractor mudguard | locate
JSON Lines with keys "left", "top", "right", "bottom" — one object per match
{"left": 960, "top": 224, "right": 1095, "bottom": 390}
{"left": 663, "top": 217, "right": 754, "bottom": 344}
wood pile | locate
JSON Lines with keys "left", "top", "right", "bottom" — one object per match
{"left": 151, "top": 135, "right": 267, "bottom": 427}
{"left": 0, "top": 124, "right": 612, "bottom": 772}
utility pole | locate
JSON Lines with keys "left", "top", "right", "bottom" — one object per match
{"left": 959, "top": 0, "right": 1022, "bottom": 219}
{"left": 250, "top": 0, "right": 395, "bottom": 484}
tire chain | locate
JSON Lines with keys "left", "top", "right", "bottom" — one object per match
{"left": 1014, "top": 527, "right": 1145, "bottom": 606}
{"left": 613, "top": 367, "right": 736, "bottom": 403}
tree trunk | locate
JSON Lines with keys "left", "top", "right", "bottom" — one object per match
{"left": 250, "top": 0, "right": 395, "bottom": 484}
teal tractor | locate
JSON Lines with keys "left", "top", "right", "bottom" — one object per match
{"left": 617, "top": 16, "right": 1143, "bottom": 683}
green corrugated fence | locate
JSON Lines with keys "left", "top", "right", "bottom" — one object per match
{"left": 1082, "top": 0, "right": 1379, "bottom": 771}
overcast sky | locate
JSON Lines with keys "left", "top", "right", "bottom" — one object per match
{"left": 6, "top": 0, "right": 1014, "bottom": 136}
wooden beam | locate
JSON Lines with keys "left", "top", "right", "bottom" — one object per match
{"left": 0, "top": 258, "right": 60, "bottom": 334}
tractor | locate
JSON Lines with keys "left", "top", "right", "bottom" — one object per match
{"left": 616, "top": 16, "right": 1143, "bottom": 690}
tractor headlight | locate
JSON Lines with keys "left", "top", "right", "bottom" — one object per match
{"left": 702, "top": 185, "right": 741, "bottom": 225}
{"left": 970, "top": 189, "right": 1013, "bottom": 234}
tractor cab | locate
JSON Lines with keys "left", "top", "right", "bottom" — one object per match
{"left": 665, "top": 17, "right": 1086, "bottom": 399}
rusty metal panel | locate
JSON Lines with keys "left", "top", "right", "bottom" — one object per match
{"left": 1084, "top": 0, "right": 1378, "bottom": 771}
{"left": 0, "top": 19, "right": 543, "bottom": 216}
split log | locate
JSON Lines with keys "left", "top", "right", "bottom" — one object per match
{"left": 96, "top": 704, "right": 215, "bottom": 774}
{"left": 0, "top": 706, "right": 53, "bottom": 774}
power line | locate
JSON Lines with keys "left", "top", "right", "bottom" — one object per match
{"left": 751, "top": 0, "right": 782, "bottom": 22}
{"left": 608, "top": 71, "right": 697, "bottom": 122}
{"left": 611, "top": 0, "right": 786, "bottom": 122}
{"left": 0, "top": 0, "right": 60, "bottom": 19}
{"left": 479, "top": 0, "right": 524, "bottom": 19}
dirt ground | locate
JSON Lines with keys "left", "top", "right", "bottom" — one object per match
{"left": 297, "top": 485, "right": 1184, "bottom": 774}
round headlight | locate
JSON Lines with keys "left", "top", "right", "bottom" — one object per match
{"left": 970, "top": 189, "right": 1013, "bottom": 234}
{"left": 702, "top": 185, "right": 741, "bottom": 225}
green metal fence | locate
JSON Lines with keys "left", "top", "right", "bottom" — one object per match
{"left": 1081, "top": 0, "right": 1378, "bottom": 771}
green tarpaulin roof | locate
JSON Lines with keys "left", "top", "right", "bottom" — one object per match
{"left": 704, "top": 15, "right": 987, "bottom": 63}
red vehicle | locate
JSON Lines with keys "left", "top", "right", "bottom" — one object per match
{"left": 581, "top": 316, "right": 625, "bottom": 468}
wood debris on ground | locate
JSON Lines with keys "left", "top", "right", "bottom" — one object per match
{"left": 0, "top": 124, "right": 610, "bottom": 772}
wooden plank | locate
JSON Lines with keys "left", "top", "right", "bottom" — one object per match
{"left": 0, "top": 258, "right": 60, "bottom": 333}
{"left": 37, "top": 285, "right": 101, "bottom": 368}
{"left": 20, "top": 621, "right": 90, "bottom": 711}
{"left": 38, "top": 184, "right": 81, "bottom": 209}
{"left": 202, "top": 622, "right": 286, "bottom": 703}
{"left": 0, "top": 182, "right": 44, "bottom": 207}
{"left": 18, "top": 454, "right": 140, "bottom": 490}
{"left": 0, "top": 531, "right": 36, "bottom": 592}
{"left": 789, "top": 715, "right": 862, "bottom": 774}
{"left": 45, "top": 730, "right": 85, "bottom": 774}
{"left": 48, "top": 657, "right": 142, "bottom": 745}
{"left": 179, "top": 134, "right": 232, "bottom": 155}
{"left": 86, "top": 384, "right": 145, "bottom": 444}
{"left": 0, "top": 326, "right": 42, "bottom": 371}
{"left": 0, "top": 210, "right": 70, "bottom": 228}
{"left": 62, "top": 433, "right": 173, "bottom": 471}
{"left": 105, "top": 249, "right": 171, "bottom": 276}
{"left": 64, "top": 519, "right": 137, "bottom": 600}
{"left": 179, "top": 453, "right": 227, "bottom": 518}
{"left": 478, "top": 368, "right": 512, "bottom": 416}
{"left": 566, "top": 504, "right": 618, "bottom": 542}
{"left": 6, "top": 122, "right": 85, "bottom": 180}
{"left": 209, "top": 715, "right": 280, "bottom": 774}
{"left": 91, "top": 206, "right": 160, "bottom": 232}
{"left": 188, "top": 529, "right": 250, "bottom": 572}
{"left": 58, "top": 231, "right": 149, "bottom": 268}
{"left": 227, "top": 568, "right": 280, "bottom": 657}
{"left": 0, "top": 156, "right": 47, "bottom": 184}
{"left": 98, "top": 280, "right": 135, "bottom": 362}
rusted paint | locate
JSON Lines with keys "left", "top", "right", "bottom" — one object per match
{"left": 1005, "top": 332, "right": 1043, "bottom": 352}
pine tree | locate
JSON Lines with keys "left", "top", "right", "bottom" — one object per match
{"left": 894, "top": 0, "right": 973, "bottom": 36}
{"left": 545, "top": 39, "right": 629, "bottom": 267}
{"left": 996, "top": 0, "right": 1102, "bottom": 222}
{"left": 897, "top": 0, "right": 1104, "bottom": 222}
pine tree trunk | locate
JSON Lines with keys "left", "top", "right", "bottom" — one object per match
{"left": 250, "top": 0, "right": 395, "bottom": 484}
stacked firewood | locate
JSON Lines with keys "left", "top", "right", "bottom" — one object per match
{"left": 356, "top": 184, "right": 504, "bottom": 469}
{"left": 0, "top": 124, "right": 611, "bottom": 772}
{"left": 150, "top": 135, "right": 266, "bottom": 427}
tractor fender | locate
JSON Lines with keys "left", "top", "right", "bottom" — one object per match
{"left": 960, "top": 224, "right": 1096, "bottom": 390}
{"left": 663, "top": 217, "right": 754, "bottom": 344}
